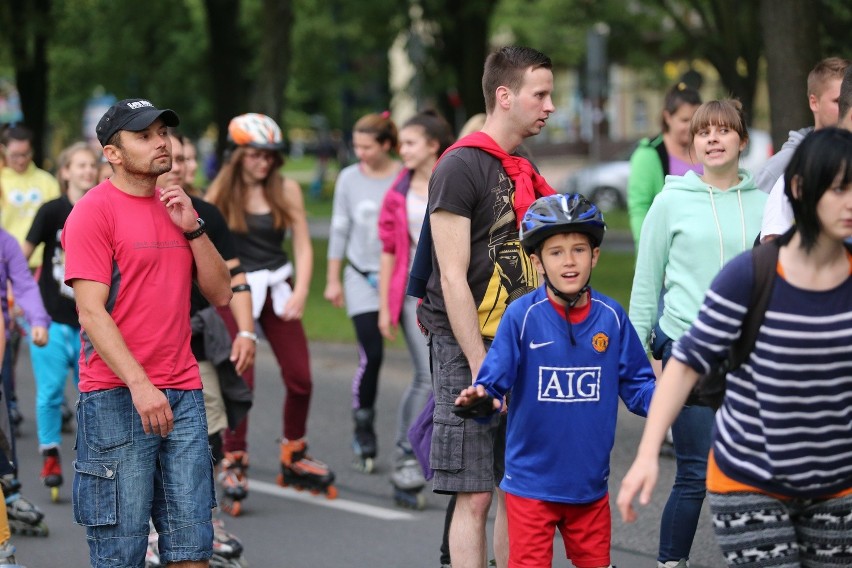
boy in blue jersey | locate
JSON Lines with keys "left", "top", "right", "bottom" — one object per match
{"left": 454, "top": 193, "right": 656, "bottom": 568}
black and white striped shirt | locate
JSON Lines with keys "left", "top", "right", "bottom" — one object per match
{"left": 673, "top": 250, "right": 852, "bottom": 498}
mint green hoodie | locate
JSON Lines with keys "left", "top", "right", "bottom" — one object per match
{"left": 629, "top": 168, "right": 767, "bottom": 348}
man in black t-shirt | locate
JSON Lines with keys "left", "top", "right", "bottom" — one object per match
{"left": 417, "top": 46, "right": 555, "bottom": 568}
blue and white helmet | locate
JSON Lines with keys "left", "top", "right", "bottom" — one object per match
{"left": 520, "top": 193, "right": 606, "bottom": 254}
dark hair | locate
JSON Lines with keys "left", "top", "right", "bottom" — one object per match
{"left": 353, "top": 112, "right": 398, "bottom": 150}
{"left": 401, "top": 110, "right": 455, "bottom": 156}
{"left": 1, "top": 124, "right": 33, "bottom": 146}
{"left": 106, "top": 131, "right": 123, "bottom": 149}
{"left": 839, "top": 67, "right": 852, "bottom": 125}
{"left": 661, "top": 82, "right": 702, "bottom": 132}
{"left": 689, "top": 99, "right": 749, "bottom": 148}
{"left": 784, "top": 128, "right": 852, "bottom": 251}
{"left": 482, "top": 46, "right": 552, "bottom": 114}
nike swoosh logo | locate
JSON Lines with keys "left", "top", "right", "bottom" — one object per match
{"left": 529, "top": 340, "right": 554, "bottom": 350}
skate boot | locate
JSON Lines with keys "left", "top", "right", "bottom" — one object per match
{"left": 390, "top": 446, "right": 426, "bottom": 510}
{"left": 277, "top": 438, "right": 337, "bottom": 499}
{"left": 217, "top": 451, "right": 248, "bottom": 517}
{"left": 210, "top": 517, "right": 248, "bottom": 567}
{"left": 352, "top": 408, "right": 377, "bottom": 473}
{"left": 0, "top": 538, "right": 21, "bottom": 568}
{"left": 40, "top": 448, "right": 62, "bottom": 502}
{"left": 1, "top": 479, "right": 48, "bottom": 537}
{"left": 60, "top": 401, "right": 74, "bottom": 434}
{"left": 145, "top": 522, "right": 161, "bottom": 567}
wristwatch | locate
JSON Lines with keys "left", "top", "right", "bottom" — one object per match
{"left": 184, "top": 218, "right": 207, "bottom": 240}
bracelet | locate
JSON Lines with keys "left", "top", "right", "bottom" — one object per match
{"left": 231, "top": 283, "right": 251, "bottom": 293}
{"left": 236, "top": 330, "right": 258, "bottom": 343}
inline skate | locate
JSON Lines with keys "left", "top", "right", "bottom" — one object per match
{"left": 390, "top": 446, "right": 425, "bottom": 510}
{"left": 2, "top": 479, "right": 48, "bottom": 537}
{"left": 210, "top": 517, "right": 248, "bottom": 567}
{"left": 146, "top": 521, "right": 247, "bottom": 568}
{"left": 352, "top": 408, "right": 377, "bottom": 473}
{"left": 277, "top": 438, "right": 337, "bottom": 499}
{"left": 0, "top": 538, "right": 24, "bottom": 568}
{"left": 40, "top": 448, "right": 62, "bottom": 502}
{"left": 217, "top": 451, "right": 248, "bottom": 517}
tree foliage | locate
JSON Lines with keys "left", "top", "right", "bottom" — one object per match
{"left": 3, "top": 0, "right": 852, "bottom": 163}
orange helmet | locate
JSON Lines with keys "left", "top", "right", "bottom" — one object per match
{"left": 227, "top": 113, "right": 285, "bottom": 151}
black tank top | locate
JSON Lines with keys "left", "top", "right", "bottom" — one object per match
{"left": 232, "top": 213, "right": 289, "bottom": 272}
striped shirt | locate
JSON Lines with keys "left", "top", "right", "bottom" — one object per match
{"left": 673, "top": 250, "right": 852, "bottom": 498}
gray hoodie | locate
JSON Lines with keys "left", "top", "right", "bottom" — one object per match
{"left": 753, "top": 127, "right": 812, "bottom": 193}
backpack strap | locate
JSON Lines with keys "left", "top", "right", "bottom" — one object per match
{"left": 728, "top": 237, "right": 784, "bottom": 367}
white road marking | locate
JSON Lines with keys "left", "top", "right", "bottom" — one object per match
{"left": 248, "top": 479, "right": 415, "bottom": 521}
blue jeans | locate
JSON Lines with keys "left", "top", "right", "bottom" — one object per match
{"left": 652, "top": 324, "right": 715, "bottom": 564}
{"left": 74, "top": 387, "right": 215, "bottom": 567}
{"left": 30, "top": 321, "right": 80, "bottom": 450}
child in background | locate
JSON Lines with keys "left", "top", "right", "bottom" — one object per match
{"left": 454, "top": 193, "right": 656, "bottom": 568}
{"left": 23, "top": 142, "right": 98, "bottom": 501}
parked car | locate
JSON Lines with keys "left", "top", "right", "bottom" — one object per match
{"left": 559, "top": 130, "right": 774, "bottom": 211}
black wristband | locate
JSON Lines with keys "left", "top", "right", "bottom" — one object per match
{"left": 232, "top": 283, "right": 251, "bottom": 293}
{"left": 229, "top": 264, "right": 245, "bottom": 277}
{"left": 184, "top": 218, "right": 207, "bottom": 240}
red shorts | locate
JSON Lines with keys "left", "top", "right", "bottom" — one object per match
{"left": 505, "top": 491, "right": 611, "bottom": 568}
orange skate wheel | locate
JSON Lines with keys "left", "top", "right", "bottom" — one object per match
{"left": 325, "top": 485, "right": 338, "bottom": 499}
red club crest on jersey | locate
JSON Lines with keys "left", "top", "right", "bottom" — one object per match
{"left": 592, "top": 332, "right": 609, "bottom": 353}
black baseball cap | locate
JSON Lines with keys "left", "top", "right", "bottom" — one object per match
{"left": 96, "top": 98, "right": 180, "bottom": 147}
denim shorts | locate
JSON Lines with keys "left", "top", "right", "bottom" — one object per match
{"left": 429, "top": 333, "right": 502, "bottom": 494}
{"left": 73, "top": 387, "right": 215, "bottom": 567}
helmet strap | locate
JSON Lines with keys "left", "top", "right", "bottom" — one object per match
{"left": 542, "top": 269, "right": 590, "bottom": 347}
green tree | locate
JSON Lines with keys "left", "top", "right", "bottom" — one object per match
{"left": 759, "top": 0, "right": 819, "bottom": 149}
{"left": 0, "top": 0, "right": 52, "bottom": 166}
{"left": 50, "top": 0, "right": 210, "bottom": 147}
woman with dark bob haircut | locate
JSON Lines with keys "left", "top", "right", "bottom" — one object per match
{"left": 619, "top": 127, "right": 852, "bottom": 567}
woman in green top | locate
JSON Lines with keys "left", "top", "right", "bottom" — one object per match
{"left": 628, "top": 83, "right": 702, "bottom": 244}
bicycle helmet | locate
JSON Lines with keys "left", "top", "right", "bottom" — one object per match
{"left": 520, "top": 193, "right": 606, "bottom": 255}
{"left": 521, "top": 193, "right": 606, "bottom": 346}
{"left": 227, "top": 113, "right": 286, "bottom": 151}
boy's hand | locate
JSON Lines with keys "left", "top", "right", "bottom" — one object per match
{"left": 452, "top": 385, "right": 500, "bottom": 419}
{"left": 455, "top": 384, "right": 487, "bottom": 407}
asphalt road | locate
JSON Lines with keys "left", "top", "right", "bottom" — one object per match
{"left": 10, "top": 339, "right": 725, "bottom": 567}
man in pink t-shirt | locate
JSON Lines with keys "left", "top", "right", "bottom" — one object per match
{"left": 62, "top": 98, "right": 231, "bottom": 567}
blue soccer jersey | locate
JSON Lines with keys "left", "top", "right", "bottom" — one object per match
{"left": 476, "top": 286, "right": 655, "bottom": 504}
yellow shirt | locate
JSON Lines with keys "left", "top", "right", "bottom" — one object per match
{"left": 0, "top": 163, "right": 60, "bottom": 268}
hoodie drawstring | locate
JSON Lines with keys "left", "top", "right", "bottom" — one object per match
{"left": 707, "top": 186, "right": 748, "bottom": 270}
